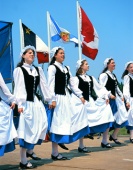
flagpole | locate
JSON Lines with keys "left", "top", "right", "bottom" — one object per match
{"left": 19, "top": 19, "right": 23, "bottom": 51}
{"left": 47, "top": 11, "right": 51, "bottom": 63}
{"left": 76, "top": 1, "right": 82, "bottom": 60}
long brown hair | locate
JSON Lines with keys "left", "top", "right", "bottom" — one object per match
{"left": 16, "top": 48, "right": 35, "bottom": 67}
{"left": 49, "top": 48, "right": 63, "bottom": 66}
{"left": 76, "top": 60, "right": 86, "bottom": 76}
{"left": 121, "top": 63, "right": 132, "bottom": 79}
{"left": 101, "top": 58, "right": 113, "bottom": 74}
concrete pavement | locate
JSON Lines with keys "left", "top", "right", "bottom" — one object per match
{"left": 0, "top": 136, "right": 133, "bottom": 170}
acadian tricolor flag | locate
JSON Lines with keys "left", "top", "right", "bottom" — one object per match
{"left": 20, "top": 22, "right": 49, "bottom": 63}
{"left": 79, "top": 6, "right": 99, "bottom": 60}
{"left": 49, "top": 14, "right": 78, "bottom": 45}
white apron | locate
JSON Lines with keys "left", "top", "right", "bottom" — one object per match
{"left": 50, "top": 90, "right": 88, "bottom": 135}
{"left": 85, "top": 97, "right": 114, "bottom": 127}
{"left": 0, "top": 100, "right": 17, "bottom": 145}
{"left": 113, "top": 94, "right": 128, "bottom": 125}
{"left": 18, "top": 96, "right": 48, "bottom": 144}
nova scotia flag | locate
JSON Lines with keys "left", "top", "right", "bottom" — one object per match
{"left": 49, "top": 14, "right": 78, "bottom": 45}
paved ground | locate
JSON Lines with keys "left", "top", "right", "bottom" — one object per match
{"left": 0, "top": 135, "right": 133, "bottom": 170}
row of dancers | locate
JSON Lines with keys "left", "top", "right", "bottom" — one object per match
{"left": 0, "top": 45, "right": 133, "bottom": 169}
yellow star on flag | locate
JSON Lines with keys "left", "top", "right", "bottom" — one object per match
{"left": 26, "top": 28, "right": 30, "bottom": 34}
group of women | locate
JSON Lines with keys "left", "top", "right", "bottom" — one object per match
{"left": 0, "top": 45, "right": 133, "bottom": 169}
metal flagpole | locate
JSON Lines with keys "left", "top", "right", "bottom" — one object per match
{"left": 19, "top": 19, "right": 23, "bottom": 51}
{"left": 47, "top": 11, "right": 51, "bottom": 63}
{"left": 76, "top": 1, "right": 82, "bottom": 60}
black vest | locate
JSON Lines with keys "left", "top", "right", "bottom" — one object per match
{"left": 105, "top": 73, "right": 117, "bottom": 96}
{"left": 77, "top": 75, "right": 93, "bottom": 101}
{"left": 20, "top": 66, "right": 40, "bottom": 101}
{"left": 129, "top": 76, "right": 133, "bottom": 97}
{"left": 54, "top": 64, "right": 70, "bottom": 95}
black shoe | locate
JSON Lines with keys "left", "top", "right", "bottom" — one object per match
{"left": 127, "top": 130, "right": 130, "bottom": 134}
{"left": 84, "top": 135, "right": 94, "bottom": 140}
{"left": 58, "top": 144, "right": 69, "bottom": 150}
{"left": 26, "top": 152, "right": 41, "bottom": 160}
{"left": 130, "top": 138, "right": 133, "bottom": 143}
{"left": 51, "top": 154, "right": 70, "bottom": 161}
{"left": 78, "top": 147, "right": 91, "bottom": 153}
{"left": 109, "top": 135, "right": 121, "bottom": 145}
{"left": 19, "top": 162, "right": 37, "bottom": 169}
{"left": 101, "top": 142, "right": 112, "bottom": 148}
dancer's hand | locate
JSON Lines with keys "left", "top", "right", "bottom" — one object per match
{"left": 106, "top": 99, "right": 109, "bottom": 105}
{"left": 126, "top": 102, "right": 130, "bottom": 109}
{"left": 18, "top": 108, "right": 23, "bottom": 113}
{"left": 110, "top": 94, "right": 116, "bottom": 99}
{"left": 121, "top": 97, "right": 124, "bottom": 101}
{"left": 10, "top": 103, "right": 15, "bottom": 109}
{"left": 49, "top": 101, "right": 56, "bottom": 109}
{"left": 80, "top": 97, "right": 85, "bottom": 104}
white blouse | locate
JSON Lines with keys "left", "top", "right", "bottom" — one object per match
{"left": 70, "top": 74, "right": 110, "bottom": 99}
{"left": 123, "top": 73, "right": 133, "bottom": 103}
{"left": 47, "top": 61, "right": 72, "bottom": 102}
{"left": 13, "top": 63, "right": 52, "bottom": 108}
{"left": 0, "top": 73, "right": 15, "bottom": 104}
{"left": 99, "top": 70, "right": 123, "bottom": 98}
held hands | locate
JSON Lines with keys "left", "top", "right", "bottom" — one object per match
{"left": 49, "top": 101, "right": 56, "bottom": 109}
{"left": 10, "top": 103, "right": 15, "bottom": 109}
{"left": 80, "top": 97, "right": 85, "bottom": 104}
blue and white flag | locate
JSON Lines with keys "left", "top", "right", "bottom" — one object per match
{"left": 49, "top": 14, "right": 78, "bottom": 45}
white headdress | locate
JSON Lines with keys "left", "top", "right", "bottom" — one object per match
{"left": 76, "top": 59, "right": 86, "bottom": 70}
{"left": 124, "top": 61, "right": 133, "bottom": 69}
{"left": 103, "top": 57, "right": 112, "bottom": 68}
{"left": 20, "top": 45, "right": 37, "bottom": 58}
{"left": 50, "top": 46, "right": 64, "bottom": 58}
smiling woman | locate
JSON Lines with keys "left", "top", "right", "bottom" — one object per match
{"left": 99, "top": 58, "right": 128, "bottom": 145}
{"left": 47, "top": 46, "right": 90, "bottom": 160}
{"left": 13, "top": 45, "right": 52, "bottom": 169}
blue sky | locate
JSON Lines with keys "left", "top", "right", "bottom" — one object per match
{"left": 0, "top": 0, "right": 133, "bottom": 85}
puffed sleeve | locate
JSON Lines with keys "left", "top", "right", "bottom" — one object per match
{"left": 99, "top": 73, "right": 112, "bottom": 98}
{"left": 0, "top": 73, "right": 16, "bottom": 104}
{"left": 99, "top": 73, "right": 108, "bottom": 87}
{"left": 123, "top": 75, "right": 130, "bottom": 103}
{"left": 69, "top": 76, "right": 83, "bottom": 98}
{"left": 47, "top": 65, "right": 56, "bottom": 102}
{"left": 13, "top": 67, "right": 27, "bottom": 108}
{"left": 38, "top": 67, "right": 52, "bottom": 102}
{"left": 92, "top": 76, "right": 110, "bottom": 99}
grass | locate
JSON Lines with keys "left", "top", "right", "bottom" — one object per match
{"left": 109, "top": 127, "right": 129, "bottom": 136}
{"left": 118, "top": 127, "right": 129, "bottom": 136}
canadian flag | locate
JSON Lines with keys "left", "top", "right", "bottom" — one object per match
{"left": 79, "top": 6, "right": 99, "bottom": 60}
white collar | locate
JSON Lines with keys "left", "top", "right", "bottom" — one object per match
{"left": 23, "top": 63, "right": 33, "bottom": 70}
{"left": 106, "top": 70, "right": 113, "bottom": 74}
{"left": 128, "top": 73, "right": 133, "bottom": 78}
{"left": 54, "top": 61, "right": 65, "bottom": 69}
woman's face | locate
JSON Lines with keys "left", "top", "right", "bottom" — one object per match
{"left": 22, "top": 49, "right": 35, "bottom": 64}
{"left": 81, "top": 61, "right": 89, "bottom": 73}
{"left": 127, "top": 63, "right": 133, "bottom": 74}
{"left": 107, "top": 59, "right": 115, "bottom": 71}
{"left": 55, "top": 49, "right": 65, "bottom": 63}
